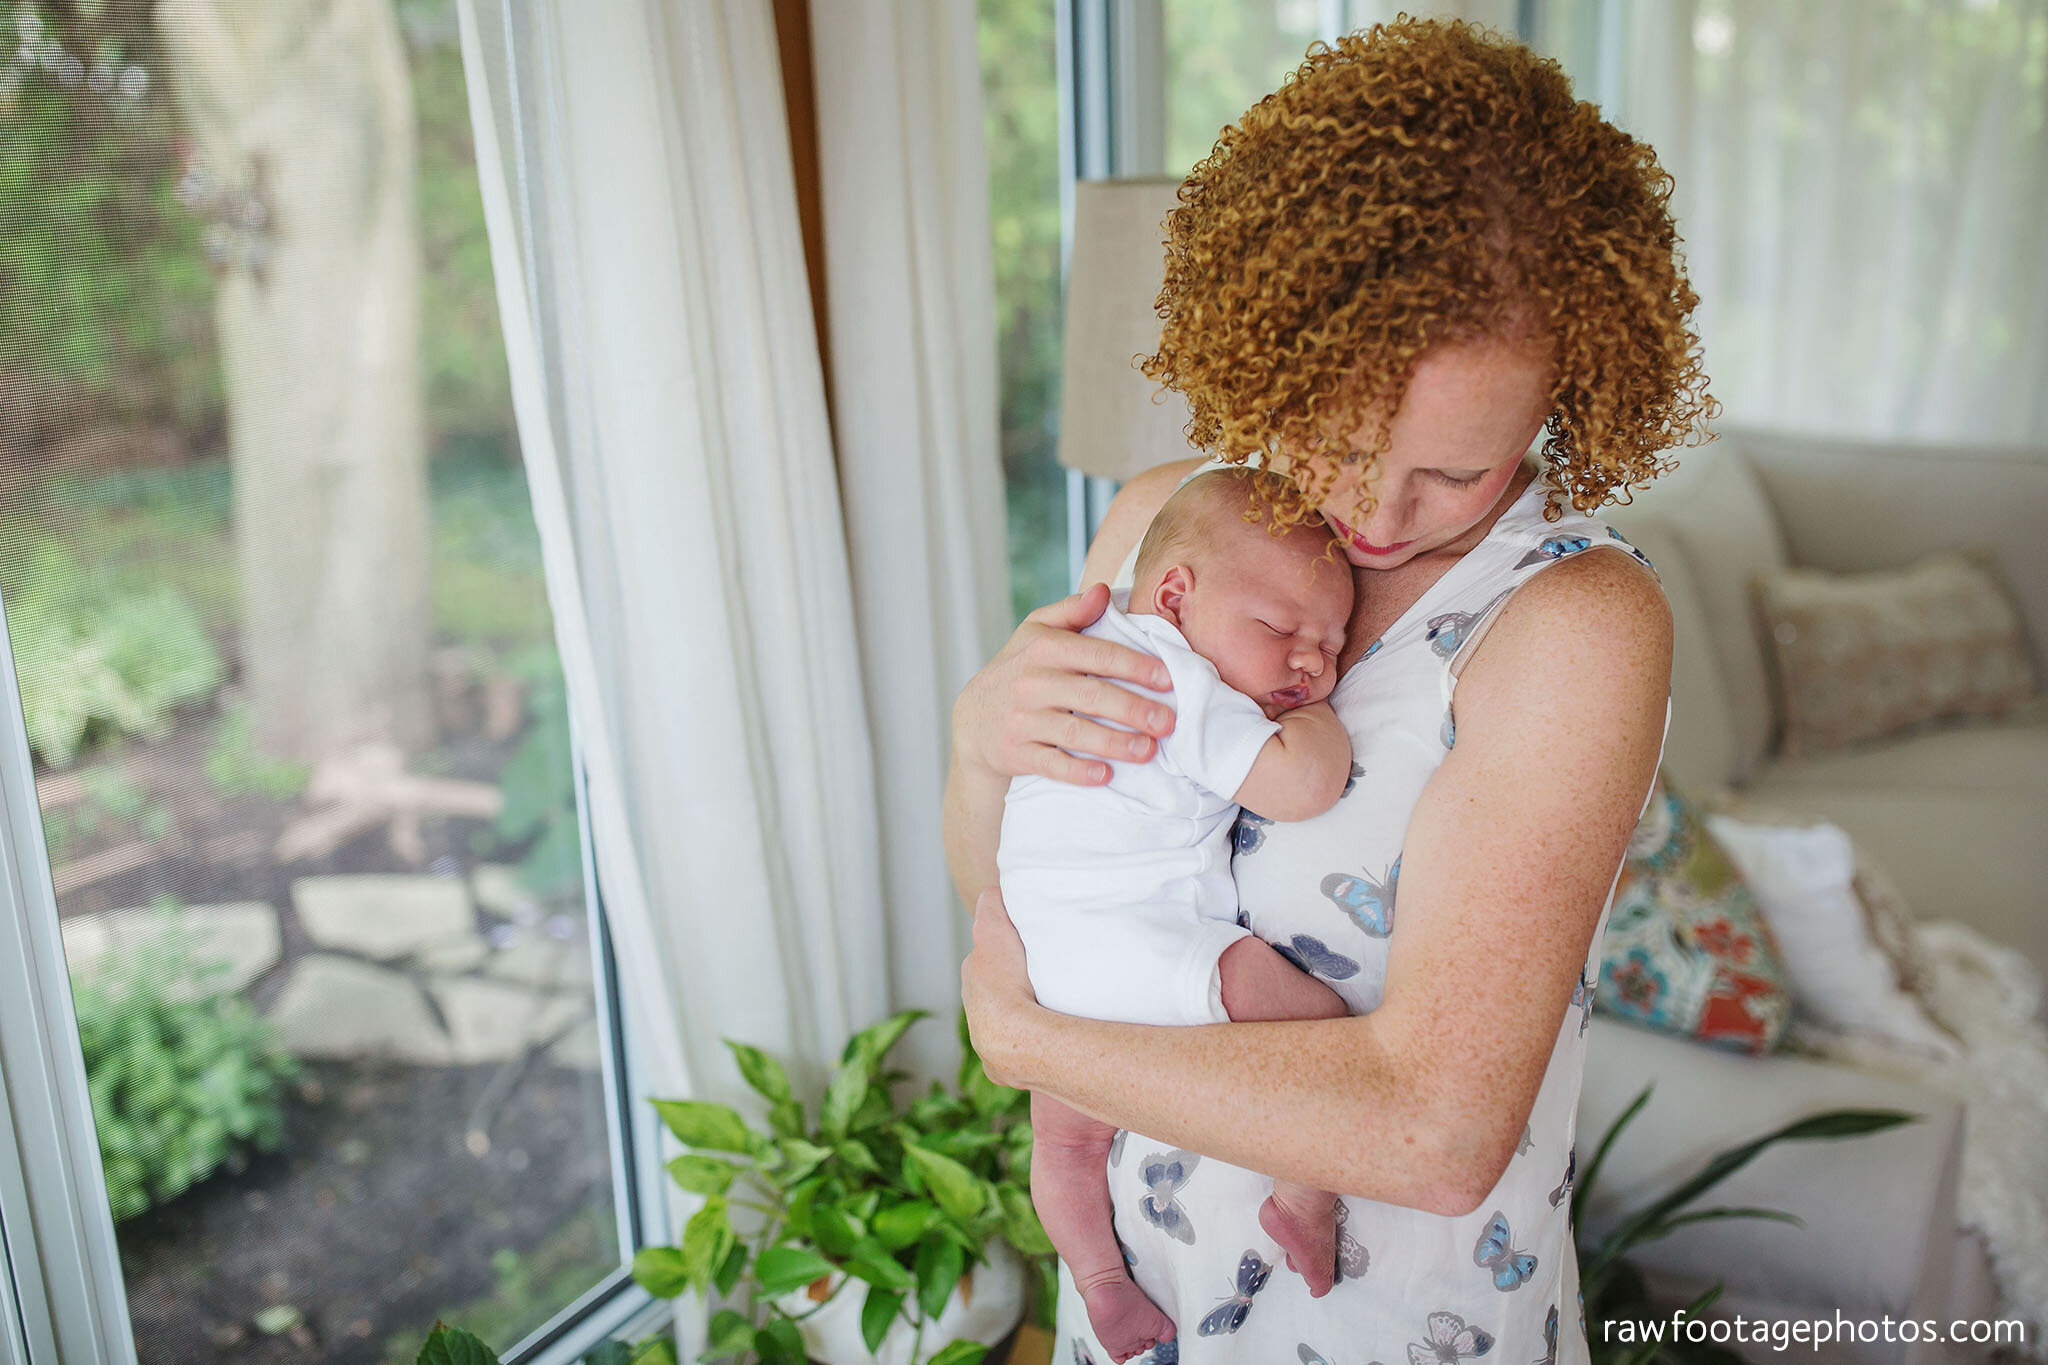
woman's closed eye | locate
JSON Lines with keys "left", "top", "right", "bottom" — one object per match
{"left": 1428, "top": 468, "right": 1487, "bottom": 488}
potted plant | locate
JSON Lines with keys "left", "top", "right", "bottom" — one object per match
{"left": 629, "top": 1007, "right": 1052, "bottom": 1365}
{"left": 1575, "top": 1082, "right": 1915, "bottom": 1365}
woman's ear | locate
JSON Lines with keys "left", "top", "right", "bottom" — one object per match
{"left": 1154, "top": 565, "right": 1194, "bottom": 625}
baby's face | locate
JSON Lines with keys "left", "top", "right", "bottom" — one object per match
{"left": 1173, "top": 525, "right": 1354, "bottom": 720}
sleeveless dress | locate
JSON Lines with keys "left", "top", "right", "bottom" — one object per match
{"left": 1057, "top": 459, "right": 1671, "bottom": 1365}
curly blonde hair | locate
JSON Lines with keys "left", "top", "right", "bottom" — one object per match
{"left": 1140, "top": 17, "right": 1717, "bottom": 526}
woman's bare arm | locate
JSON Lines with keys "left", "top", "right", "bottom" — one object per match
{"left": 963, "top": 548, "right": 1673, "bottom": 1214}
{"left": 942, "top": 458, "right": 1205, "bottom": 906}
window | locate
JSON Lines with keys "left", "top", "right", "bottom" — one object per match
{"left": 0, "top": 3, "right": 657, "bottom": 1360}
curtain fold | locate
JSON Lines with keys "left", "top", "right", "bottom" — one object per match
{"left": 455, "top": 0, "right": 895, "bottom": 1115}
{"left": 1538, "top": 0, "right": 2048, "bottom": 442}
{"left": 808, "top": 1, "right": 1013, "bottom": 1080}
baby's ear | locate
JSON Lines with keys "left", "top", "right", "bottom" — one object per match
{"left": 1154, "top": 564, "right": 1194, "bottom": 624}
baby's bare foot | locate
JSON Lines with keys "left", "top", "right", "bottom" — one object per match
{"left": 1078, "top": 1272, "right": 1176, "bottom": 1363}
{"left": 1260, "top": 1191, "right": 1339, "bottom": 1298}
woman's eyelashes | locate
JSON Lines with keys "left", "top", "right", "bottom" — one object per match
{"left": 1428, "top": 467, "right": 1487, "bottom": 488}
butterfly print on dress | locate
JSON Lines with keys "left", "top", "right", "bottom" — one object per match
{"left": 1473, "top": 1210, "right": 1538, "bottom": 1291}
{"left": 1514, "top": 535, "right": 1592, "bottom": 570}
{"left": 1138, "top": 1150, "right": 1200, "bottom": 1244}
{"left": 1235, "top": 809, "right": 1274, "bottom": 855}
{"left": 1334, "top": 1197, "right": 1370, "bottom": 1282}
{"left": 1276, "top": 933, "right": 1362, "bottom": 981}
{"left": 1408, "top": 1310, "right": 1497, "bottom": 1365}
{"left": 1196, "top": 1249, "right": 1274, "bottom": 1336}
{"left": 1321, "top": 855, "right": 1399, "bottom": 937}
{"left": 1569, "top": 966, "right": 1594, "bottom": 1036}
{"left": 1548, "top": 1147, "right": 1575, "bottom": 1209}
{"left": 1533, "top": 1304, "right": 1559, "bottom": 1365}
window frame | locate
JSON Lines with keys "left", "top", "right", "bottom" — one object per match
{"left": 0, "top": 170, "right": 670, "bottom": 1365}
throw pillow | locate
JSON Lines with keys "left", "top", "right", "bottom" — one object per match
{"left": 1595, "top": 771, "right": 1794, "bottom": 1055}
{"left": 1702, "top": 812, "right": 1964, "bottom": 1062}
{"left": 1754, "top": 550, "right": 2037, "bottom": 757}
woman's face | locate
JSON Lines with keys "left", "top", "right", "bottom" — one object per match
{"left": 1306, "top": 339, "right": 1556, "bottom": 571}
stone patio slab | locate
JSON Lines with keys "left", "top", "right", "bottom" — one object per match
{"left": 292, "top": 875, "right": 472, "bottom": 958}
{"left": 265, "top": 955, "right": 453, "bottom": 1064}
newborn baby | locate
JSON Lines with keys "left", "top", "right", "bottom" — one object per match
{"left": 998, "top": 467, "right": 1358, "bottom": 1362}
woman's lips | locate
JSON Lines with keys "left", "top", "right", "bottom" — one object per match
{"left": 1326, "top": 515, "right": 1414, "bottom": 557}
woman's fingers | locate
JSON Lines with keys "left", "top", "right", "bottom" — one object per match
{"left": 1023, "top": 580, "right": 1113, "bottom": 631}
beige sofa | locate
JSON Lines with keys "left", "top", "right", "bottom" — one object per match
{"left": 1574, "top": 430, "right": 2048, "bottom": 1364}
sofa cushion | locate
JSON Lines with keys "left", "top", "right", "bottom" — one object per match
{"left": 1598, "top": 773, "right": 1795, "bottom": 1054}
{"left": 1756, "top": 553, "right": 2038, "bottom": 757}
{"left": 1603, "top": 447, "right": 1789, "bottom": 784}
{"left": 1757, "top": 706, "right": 2048, "bottom": 795}
{"left": 1577, "top": 1015, "right": 1966, "bottom": 1321}
{"left": 1733, "top": 775, "right": 2048, "bottom": 995}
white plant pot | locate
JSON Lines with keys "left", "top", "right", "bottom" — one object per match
{"left": 772, "top": 1238, "right": 1025, "bottom": 1365}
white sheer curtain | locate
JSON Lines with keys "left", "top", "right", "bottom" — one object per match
{"left": 808, "top": 1, "right": 1013, "bottom": 1080}
{"left": 454, "top": 0, "right": 900, "bottom": 1112}
{"left": 1536, "top": 0, "right": 2048, "bottom": 441}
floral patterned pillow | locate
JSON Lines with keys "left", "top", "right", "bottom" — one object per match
{"left": 1594, "top": 771, "right": 1794, "bottom": 1054}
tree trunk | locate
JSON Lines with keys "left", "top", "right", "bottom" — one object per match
{"left": 156, "top": 0, "right": 432, "bottom": 764}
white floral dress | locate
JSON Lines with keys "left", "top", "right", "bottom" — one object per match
{"left": 1058, "top": 461, "right": 1670, "bottom": 1365}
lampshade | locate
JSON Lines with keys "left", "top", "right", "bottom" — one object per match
{"left": 1056, "top": 178, "right": 1205, "bottom": 483}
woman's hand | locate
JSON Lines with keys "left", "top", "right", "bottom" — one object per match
{"left": 952, "top": 582, "right": 1177, "bottom": 788}
{"left": 961, "top": 887, "right": 1044, "bottom": 1089}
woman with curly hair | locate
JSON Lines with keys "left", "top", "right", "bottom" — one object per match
{"left": 947, "top": 17, "right": 1714, "bottom": 1364}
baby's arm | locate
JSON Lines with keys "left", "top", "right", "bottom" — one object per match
{"left": 1228, "top": 700, "right": 1352, "bottom": 822}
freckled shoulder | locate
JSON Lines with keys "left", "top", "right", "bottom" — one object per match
{"left": 1465, "top": 545, "right": 1673, "bottom": 685}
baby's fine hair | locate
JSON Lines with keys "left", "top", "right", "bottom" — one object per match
{"left": 1131, "top": 466, "right": 1333, "bottom": 588}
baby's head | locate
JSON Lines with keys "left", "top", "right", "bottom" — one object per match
{"left": 1131, "top": 468, "right": 1354, "bottom": 719}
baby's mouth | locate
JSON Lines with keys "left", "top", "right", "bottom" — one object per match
{"left": 1269, "top": 684, "right": 1311, "bottom": 710}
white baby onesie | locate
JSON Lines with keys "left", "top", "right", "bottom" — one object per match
{"left": 997, "top": 591, "right": 1281, "bottom": 1028}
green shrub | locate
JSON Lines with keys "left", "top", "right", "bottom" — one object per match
{"left": 71, "top": 898, "right": 299, "bottom": 1221}
{"left": 6, "top": 537, "right": 224, "bottom": 768}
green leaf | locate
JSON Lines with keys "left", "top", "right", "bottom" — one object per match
{"left": 861, "top": 1286, "right": 905, "bottom": 1354}
{"left": 915, "top": 1234, "right": 966, "bottom": 1321}
{"left": 652, "top": 1100, "right": 755, "bottom": 1155}
{"left": 756, "top": 1317, "right": 806, "bottom": 1365}
{"left": 417, "top": 1324, "right": 502, "bottom": 1365}
{"left": 819, "top": 1054, "right": 872, "bottom": 1142}
{"left": 926, "top": 1342, "right": 989, "bottom": 1365}
{"left": 844, "top": 1236, "right": 917, "bottom": 1293}
{"left": 810, "top": 1202, "right": 864, "bottom": 1258}
{"left": 835, "top": 1138, "right": 880, "bottom": 1174}
{"left": 766, "top": 1098, "right": 807, "bottom": 1139}
{"left": 872, "top": 1199, "right": 937, "bottom": 1251}
{"left": 1582, "top": 1104, "right": 1915, "bottom": 1289}
{"left": 712, "top": 1240, "right": 748, "bottom": 1297}
{"left": 630, "top": 1246, "right": 691, "bottom": 1299}
{"left": 678, "top": 1197, "right": 735, "bottom": 1294}
{"left": 705, "top": 1310, "right": 754, "bottom": 1361}
{"left": 843, "top": 1008, "right": 928, "bottom": 1069}
{"left": 776, "top": 1138, "right": 832, "bottom": 1182}
{"left": 628, "top": 1338, "right": 679, "bottom": 1365}
{"left": 996, "top": 1184, "right": 1054, "bottom": 1255}
{"left": 665, "top": 1155, "right": 740, "bottom": 1195}
{"left": 903, "top": 1143, "right": 985, "bottom": 1221}
{"left": 579, "top": 1342, "right": 631, "bottom": 1365}
{"left": 754, "top": 1244, "right": 838, "bottom": 1297}
{"left": 724, "top": 1040, "right": 793, "bottom": 1103}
